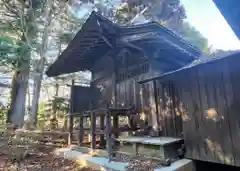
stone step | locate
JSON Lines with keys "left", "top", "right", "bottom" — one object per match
{"left": 115, "top": 136, "right": 184, "bottom": 160}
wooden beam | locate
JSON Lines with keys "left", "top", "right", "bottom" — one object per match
{"left": 117, "top": 39, "right": 147, "bottom": 58}
{"left": 102, "top": 35, "right": 114, "bottom": 48}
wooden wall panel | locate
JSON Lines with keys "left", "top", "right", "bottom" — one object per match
{"left": 194, "top": 61, "right": 235, "bottom": 165}
{"left": 212, "top": 62, "right": 234, "bottom": 166}
{"left": 197, "top": 63, "right": 217, "bottom": 162}
{"left": 189, "top": 69, "right": 206, "bottom": 161}
{"left": 141, "top": 82, "right": 152, "bottom": 127}
{"left": 71, "top": 86, "right": 92, "bottom": 113}
{"left": 91, "top": 76, "right": 114, "bottom": 109}
{"left": 155, "top": 80, "right": 182, "bottom": 137}
{"left": 117, "top": 81, "right": 125, "bottom": 108}
{"left": 225, "top": 56, "right": 240, "bottom": 166}
{"left": 176, "top": 70, "right": 201, "bottom": 159}
{"left": 116, "top": 74, "right": 146, "bottom": 112}
{"left": 172, "top": 83, "right": 183, "bottom": 138}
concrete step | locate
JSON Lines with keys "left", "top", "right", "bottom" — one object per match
{"left": 116, "top": 136, "right": 184, "bottom": 160}
{"left": 54, "top": 148, "right": 129, "bottom": 171}
{"left": 54, "top": 147, "right": 195, "bottom": 171}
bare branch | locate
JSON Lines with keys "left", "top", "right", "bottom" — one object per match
{"left": 2, "top": 0, "right": 21, "bottom": 17}
{"left": 2, "top": 11, "right": 18, "bottom": 18}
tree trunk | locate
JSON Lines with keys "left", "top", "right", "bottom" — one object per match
{"left": 24, "top": 84, "right": 32, "bottom": 129}
{"left": 52, "top": 83, "right": 59, "bottom": 117}
{"left": 30, "top": 0, "right": 54, "bottom": 127}
{"left": 9, "top": 67, "right": 29, "bottom": 127}
{"left": 27, "top": 85, "right": 31, "bottom": 115}
{"left": 30, "top": 58, "right": 45, "bottom": 127}
{"left": 6, "top": 70, "right": 20, "bottom": 124}
{"left": 50, "top": 83, "right": 59, "bottom": 129}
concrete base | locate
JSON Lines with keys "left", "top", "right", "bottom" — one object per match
{"left": 54, "top": 146, "right": 195, "bottom": 171}
{"left": 54, "top": 148, "right": 129, "bottom": 171}
{"left": 116, "top": 136, "right": 183, "bottom": 159}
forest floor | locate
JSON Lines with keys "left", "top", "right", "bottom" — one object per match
{"left": 0, "top": 128, "right": 164, "bottom": 171}
{"left": 0, "top": 128, "right": 98, "bottom": 171}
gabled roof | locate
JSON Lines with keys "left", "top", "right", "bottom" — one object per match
{"left": 46, "top": 11, "right": 202, "bottom": 77}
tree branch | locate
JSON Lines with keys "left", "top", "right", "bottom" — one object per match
{"left": 3, "top": 0, "right": 21, "bottom": 17}
{"left": 2, "top": 11, "right": 18, "bottom": 18}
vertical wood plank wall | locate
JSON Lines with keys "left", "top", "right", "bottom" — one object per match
{"left": 148, "top": 54, "right": 240, "bottom": 167}
{"left": 115, "top": 73, "right": 183, "bottom": 136}
{"left": 71, "top": 86, "right": 92, "bottom": 113}
{"left": 154, "top": 80, "right": 183, "bottom": 137}
{"left": 91, "top": 55, "right": 115, "bottom": 109}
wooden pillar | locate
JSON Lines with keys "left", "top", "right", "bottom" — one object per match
{"left": 128, "top": 115, "right": 133, "bottom": 136}
{"left": 91, "top": 111, "right": 96, "bottom": 149}
{"left": 69, "top": 115, "right": 73, "bottom": 145}
{"left": 106, "top": 109, "right": 112, "bottom": 161}
{"left": 68, "top": 80, "right": 74, "bottom": 145}
{"left": 113, "top": 115, "right": 119, "bottom": 138}
{"left": 99, "top": 115, "right": 105, "bottom": 148}
{"left": 112, "top": 57, "right": 119, "bottom": 150}
{"left": 79, "top": 116, "right": 84, "bottom": 146}
{"left": 112, "top": 56, "right": 117, "bottom": 107}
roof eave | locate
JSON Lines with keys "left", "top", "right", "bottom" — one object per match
{"left": 213, "top": 0, "right": 240, "bottom": 40}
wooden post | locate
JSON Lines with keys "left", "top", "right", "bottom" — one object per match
{"left": 68, "top": 80, "right": 74, "bottom": 145}
{"left": 113, "top": 115, "right": 119, "bottom": 138}
{"left": 106, "top": 109, "right": 112, "bottom": 162}
{"left": 79, "top": 116, "right": 84, "bottom": 146}
{"left": 91, "top": 110, "right": 96, "bottom": 149}
{"left": 128, "top": 115, "right": 133, "bottom": 136}
{"left": 69, "top": 115, "right": 73, "bottom": 145}
{"left": 100, "top": 115, "right": 105, "bottom": 148}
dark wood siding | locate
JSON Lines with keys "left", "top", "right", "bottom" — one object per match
{"left": 91, "top": 75, "right": 114, "bottom": 109}
{"left": 71, "top": 86, "right": 92, "bottom": 113}
{"left": 145, "top": 54, "right": 240, "bottom": 166}
{"left": 116, "top": 73, "right": 147, "bottom": 111}
{"left": 115, "top": 60, "right": 185, "bottom": 136}
{"left": 153, "top": 80, "right": 183, "bottom": 137}
{"left": 91, "top": 55, "right": 115, "bottom": 109}
{"left": 141, "top": 81, "right": 155, "bottom": 128}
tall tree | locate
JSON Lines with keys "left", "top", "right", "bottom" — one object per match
{"left": 180, "top": 22, "right": 209, "bottom": 53}
{"left": 29, "top": 0, "right": 85, "bottom": 127}
{"left": 0, "top": 0, "right": 40, "bottom": 126}
{"left": 29, "top": 0, "right": 55, "bottom": 127}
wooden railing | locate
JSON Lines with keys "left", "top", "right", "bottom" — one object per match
{"left": 68, "top": 107, "right": 140, "bottom": 161}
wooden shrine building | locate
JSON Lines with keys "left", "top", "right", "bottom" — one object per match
{"left": 46, "top": 11, "right": 202, "bottom": 165}
{"left": 45, "top": 3, "right": 240, "bottom": 169}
